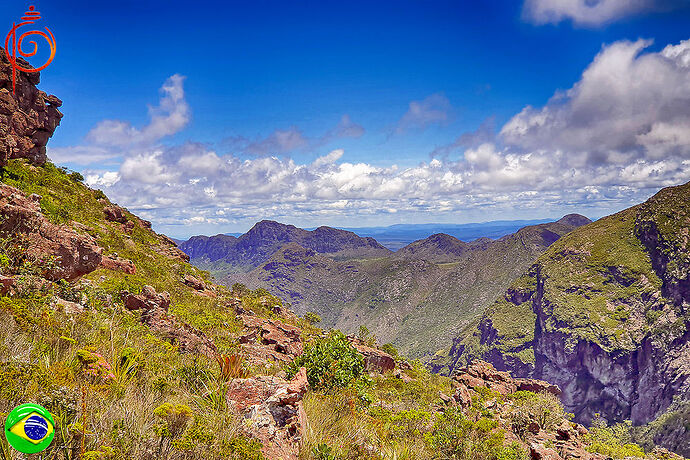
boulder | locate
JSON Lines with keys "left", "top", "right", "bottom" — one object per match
{"left": 0, "top": 184, "right": 102, "bottom": 280}
{"left": 182, "top": 274, "right": 205, "bottom": 291}
{"left": 100, "top": 254, "right": 136, "bottom": 274}
{"left": 103, "top": 205, "right": 127, "bottom": 224}
{"left": 348, "top": 337, "right": 395, "bottom": 373}
{"left": 0, "top": 49, "right": 62, "bottom": 166}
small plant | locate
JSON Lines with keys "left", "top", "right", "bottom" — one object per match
{"left": 584, "top": 417, "right": 645, "bottom": 459}
{"left": 216, "top": 353, "right": 249, "bottom": 381}
{"left": 507, "top": 391, "right": 566, "bottom": 439}
{"left": 153, "top": 403, "right": 194, "bottom": 458}
{"left": 312, "top": 442, "right": 338, "bottom": 460}
{"left": 305, "top": 312, "right": 322, "bottom": 325}
{"left": 286, "top": 331, "right": 365, "bottom": 391}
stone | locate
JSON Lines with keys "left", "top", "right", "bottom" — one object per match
{"left": 0, "top": 184, "right": 102, "bottom": 280}
{"left": 100, "top": 254, "right": 136, "bottom": 274}
{"left": 0, "top": 275, "right": 15, "bottom": 295}
{"left": 182, "top": 274, "right": 205, "bottom": 291}
{"left": 0, "top": 49, "right": 62, "bottom": 166}
{"left": 529, "top": 443, "right": 561, "bottom": 460}
{"left": 348, "top": 337, "right": 395, "bottom": 373}
{"left": 103, "top": 205, "right": 127, "bottom": 224}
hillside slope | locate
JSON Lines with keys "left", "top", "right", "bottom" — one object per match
{"left": 446, "top": 182, "right": 690, "bottom": 455}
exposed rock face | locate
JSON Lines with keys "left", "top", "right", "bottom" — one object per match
{"left": 0, "top": 49, "right": 62, "bottom": 166}
{"left": 242, "top": 367, "right": 310, "bottom": 460}
{"left": 239, "top": 315, "right": 303, "bottom": 366}
{"left": 100, "top": 254, "right": 136, "bottom": 274}
{"left": 453, "top": 182, "right": 690, "bottom": 456}
{"left": 452, "top": 361, "right": 606, "bottom": 460}
{"left": 0, "top": 184, "right": 102, "bottom": 280}
{"left": 123, "top": 285, "right": 217, "bottom": 357}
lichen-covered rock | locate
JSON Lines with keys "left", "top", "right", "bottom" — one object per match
{"left": 0, "top": 49, "right": 62, "bottom": 166}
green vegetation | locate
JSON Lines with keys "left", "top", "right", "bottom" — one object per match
{"left": 287, "top": 331, "right": 365, "bottom": 391}
{"left": 584, "top": 418, "right": 646, "bottom": 459}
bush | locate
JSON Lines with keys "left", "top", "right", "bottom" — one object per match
{"left": 286, "top": 331, "right": 365, "bottom": 391}
{"left": 305, "top": 312, "right": 322, "bottom": 325}
{"left": 584, "top": 417, "right": 645, "bottom": 459}
{"left": 507, "top": 391, "right": 568, "bottom": 439}
{"left": 426, "top": 407, "right": 527, "bottom": 460}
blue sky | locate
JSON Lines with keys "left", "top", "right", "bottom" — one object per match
{"left": 4, "top": 0, "right": 690, "bottom": 237}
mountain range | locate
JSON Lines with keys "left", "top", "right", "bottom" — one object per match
{"left": 179, "top": 215, "right": 591, "bottom": 358}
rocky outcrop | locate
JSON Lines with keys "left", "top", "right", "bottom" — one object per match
{"left": 0, "top": 184, "right": 102, "bottom": 280}
{"left": 100, "top": 254, "right": 136, "bottom": 274}
{"left": 452, "top": 182, "right": 690, "bottom": 456}
{"left": 347, "top": 337, "right": 395, "bottom": 373}
{"left": 239, "top": 315, "right": 303, "bottom": 367}
{"left": 0, "top": 49, "right": 62, "bottom": 166}
{"left": 452, "top": 361, "right": 606, "bottom": 460}
{"left": 123, "top": 285, "right": 217, "bottom": 357}
{"left": 241, "top": 367, "right": 310, "bottom": 460}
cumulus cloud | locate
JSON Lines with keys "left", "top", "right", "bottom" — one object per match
{"left": 48, "top": 75, "right": 190, "bottom": 165}
{"left": 395, "top": 93, "right": 452, "bottom": 134}
{"left": 224, "top": 114, "right": 364, "bottom": 156}
{"left": 501, "top": 39, "right": 690, "bottom": 165}
{"left": 522, "top": 0, "right": 685, "bottom": 26}
{"left": 73, "top": 38, "right": 690, "bottom": 234}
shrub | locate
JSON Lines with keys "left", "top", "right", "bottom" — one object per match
{"left": 426, "top": 407, "right": 527, "bottom": 460}
{"left": 507, "top": 391, "right": 567, "bottom": 439}
{"left": 305, "top": 312, "right": 322, "bottom": 325}
{"left": 584, "top": 417, "right": 645, "bottom": 459}
{"left": 381, "top": 343, "right": 400, "bottom": 361}
{"left": 286, "top": 331, "right": 365, "bottom": 391}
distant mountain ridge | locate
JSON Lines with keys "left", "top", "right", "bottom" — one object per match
{"left": 180, "top": 215, "right": 591, "bottom": 357}
{"left": 179, "top": 220, "right": 391, "bottom": 272}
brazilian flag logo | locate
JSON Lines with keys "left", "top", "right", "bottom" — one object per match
{"left": 4, "top": 403, "right": 55, "bottom": 453}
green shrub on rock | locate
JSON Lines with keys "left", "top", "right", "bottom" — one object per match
{"left": 286, "top": 330, "right": 365, "bottom": 391}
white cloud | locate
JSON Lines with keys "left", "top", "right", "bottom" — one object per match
{"left": 53, "top": 38, "right": 690, "bottom": 235}
{"left": 522, "top": 0, "right": 684, "bottom": 26}
{"left": 501, "top": 39, "right": 690, "bottom": 166}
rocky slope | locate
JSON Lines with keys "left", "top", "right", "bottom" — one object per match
{"left": 446, "top": 182, "right": 690, "bottom": 456}
{"left": 219, "top": 215, "right": 590, "bottom": 359}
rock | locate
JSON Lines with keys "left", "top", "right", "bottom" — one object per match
{"left": 243, "top": 367, "right": 309, "bottom": 460}
{"left": 53, "top": 297, "right": 85, "bottom": 315}
{"left": 226, "top": 376, "right": 283, "bottom": 412}
{"left": 0, "top": 49, "right": 62, "bottom": 166}
{"left": 529, "top": 443, "right": 561, "bottom": 460}
{"left": 0, "top": 184, "right": 103, "bottom": 280}
{"left": 182, "top": 274, "right": 205, "bottom": 291}
{"left": 348, "top": 337, "right": 395, "bottom": 373}
{"left": 103, "top": 205, "right": 127, "bottom": 224}
{"left": 515, "top": 378, "right": 562, "bottom": 397}
{"left": 100, "top": 254, "right": 136, "bottom": 274}
{"left": 123, "top": 285, "right": 216, "bottom": 357}
{"left": 239, "top": 315, "right": 303, "bottom": 361}
{"left": 0, "top": 275, "right": 15, "bottom": 295}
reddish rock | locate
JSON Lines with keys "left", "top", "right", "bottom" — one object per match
{"left": 0, "top": 184, "right": 102, "bottom": 280}
{"left": 100, "top": 254, "right": 136, "bottom": 274}
{"left": 103, "top": 205, "right": 127, "bottom": 224}
{"left": 529, "top": 443, "right": 561, "bottom": 460}
{"left": 239, "top": 315, "right": 303, "bottom": 360}
{"left": 182, "top": 274, "right": 205, "bottom": 291}
{"left": 53, "top": 297, "right": 85, "bottom": 315}
{"left": 244, "top": 368, "right": 310, "bottom": 460}
{"left": 0, "top": 275, "right": 15, "bottom": 295}
{"left": 123, "top": 285, "right": 216, "bottom": 357}
{"left": 226, "top": 376, "right": 282, "bottom": 412}
{"left": 0, "top": 48, "right": 62, "bottom": 166}
{"left": 515, "top": 378, "right": 562, "bottom": 397}
{"left": 348, "top": 337, "right": 395, "bottom": 373}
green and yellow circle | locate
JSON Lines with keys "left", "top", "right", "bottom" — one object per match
{"left": 4, "top": 403, "right": 55, "bottom": 453}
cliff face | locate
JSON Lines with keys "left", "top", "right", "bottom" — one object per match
{"left": 451, "top": 182, "right": 690, "bottom": 455}
{"left": 0, "top": 48, "right": 62, "bottom": 167}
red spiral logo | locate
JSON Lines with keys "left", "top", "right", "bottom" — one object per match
{"left": 4, "top": 5, "right": 56, "bottom": 95}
